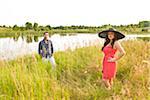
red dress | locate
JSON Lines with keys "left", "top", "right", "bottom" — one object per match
{"left": 102, "top": 45, "right": 117, "bottom": 80}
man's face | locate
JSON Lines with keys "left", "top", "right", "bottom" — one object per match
{"left": 44, "top": 32, "right": 49, "bottom": 40}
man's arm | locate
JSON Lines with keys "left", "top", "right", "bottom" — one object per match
{"left": 50, "top": 40, "right": 54, "bottom": 54}
{"left": 38, "top": 42, "right": 42, "bottom": 55}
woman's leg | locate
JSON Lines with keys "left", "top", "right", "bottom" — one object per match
{"left": 103, "top": 79, "right": 111, "bottom": 89}
{"left": 109, "top": 78, "right": 114, "bottom": 87}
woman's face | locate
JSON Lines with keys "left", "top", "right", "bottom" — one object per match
{"left": 108, "top": 32, "right": 115, "bottom": 40}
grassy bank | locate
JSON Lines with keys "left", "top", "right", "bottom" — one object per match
{"left": 0, "top": 27, "right": 150, "bottom": 38}
{"left": 0, "top": 31, "right": 96, "bottom": 38}
{"left": 0, "top": 28, "right": 96, "bottom": 38}
{"left": 0, "top": 40, "right": 150, "bottom": 99}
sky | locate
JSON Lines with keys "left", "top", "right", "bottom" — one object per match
{"left": 0, "top": 0, "right": 150, "bottom": 26}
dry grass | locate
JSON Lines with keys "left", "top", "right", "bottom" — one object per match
{"left": 0, "top": 40, "right": 149, "bottom": 99}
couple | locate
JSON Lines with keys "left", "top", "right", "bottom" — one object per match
{"left": 38, "top": 28, "right": 126, "bottom": 90}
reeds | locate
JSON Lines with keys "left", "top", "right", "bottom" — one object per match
{"left": 0, "top": 40, "right": 149, "bottom": 99}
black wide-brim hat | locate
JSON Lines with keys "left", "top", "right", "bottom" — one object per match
{"left": 98, "top": 28, "right": 125, "bottom": 40}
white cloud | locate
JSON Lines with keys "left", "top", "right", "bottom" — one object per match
{"left": 0, "top": 0, "right": 150, "bottom": 26}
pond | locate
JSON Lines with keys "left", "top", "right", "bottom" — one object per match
{"left": 0, "top": 33, "right": 150, "bottom": 60}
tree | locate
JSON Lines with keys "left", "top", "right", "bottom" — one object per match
{"left": 139, "top": 21, "right": 150, "bottom": 27}
{"left": 13, "top": 25, "right": 19, "bottom": 31}
{"left": 46, "top": 25, "right": 52, "bottom": 30}
{"left": 25, "top": 22, "right": 32, "bottom": 30}
{"left": 59, "top": 26, "right": 64, "bottom": 30}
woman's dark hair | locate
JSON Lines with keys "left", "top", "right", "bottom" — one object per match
{"left": 102, "top": 32, "right": 117, "bottom": 51}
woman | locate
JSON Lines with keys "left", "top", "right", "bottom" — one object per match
{"left": 98, "top": 28, "right": 126, "bottom": 90}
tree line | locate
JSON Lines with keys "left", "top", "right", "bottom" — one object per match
{"left": 0, "top": 21, "right": 150, "bottom": 31}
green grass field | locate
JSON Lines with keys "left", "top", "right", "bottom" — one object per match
{"left": 0, "top": 40, "right": 150, "bottom": 99}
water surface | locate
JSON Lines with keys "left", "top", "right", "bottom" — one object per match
{"left": 0, "top": 33, "right": 150, "bottom": 60}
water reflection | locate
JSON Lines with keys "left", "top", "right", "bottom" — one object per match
{"left": 0, "top": 33, "right": 101, "bottom": 60}
{"left": 12, "top": 35, "right": 40, "bottom": 43}
{"left": 26, "top": 35, "right": 33, "bottom": 43}
{"left": 0, "top": 33, "right": 150, "bottom": 60}
{"left": 59, "top": 33, "right": 67, "bottom": 36}
{"left": 34, "top": 36, "right": 39, "bottom": 42}
{"left": 13, "top": 35, "right": 20, "bottom": 41}
{"left": 11, "top": 33, "right": 78, "bottom": 43}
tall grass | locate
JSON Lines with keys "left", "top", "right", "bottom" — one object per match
{"left": 0, "top": 40, "right": 150, "bottom": 99}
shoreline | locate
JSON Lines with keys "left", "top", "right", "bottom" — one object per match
{"left": 0, "top": 29, "right": 150, "bottom": 38}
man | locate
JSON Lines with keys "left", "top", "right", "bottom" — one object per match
{"left": 38, "top": 32, "right": 56, "bottom": 68}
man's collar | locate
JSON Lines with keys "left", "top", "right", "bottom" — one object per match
{"left": 43, "top": 38, "right": 49, "bottom": 41}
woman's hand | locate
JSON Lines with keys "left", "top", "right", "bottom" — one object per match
{"left": 107, "top": 57, "right": 116, "bottom": 62}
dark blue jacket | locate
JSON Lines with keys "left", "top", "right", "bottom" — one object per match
{"left": 38, "top": 39, "right": 54, "bottom": 58}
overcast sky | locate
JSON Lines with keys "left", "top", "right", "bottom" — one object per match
{"left": 0, "top": 0, "right": 150, "bottom": 26}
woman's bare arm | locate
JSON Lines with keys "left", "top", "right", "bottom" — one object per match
{"left": 114, "top": 41, "right": 126, "bottom": 61}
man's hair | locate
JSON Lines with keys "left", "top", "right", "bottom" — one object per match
{"left": 44, "top": 32, "right": 49, "bottom": 35}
